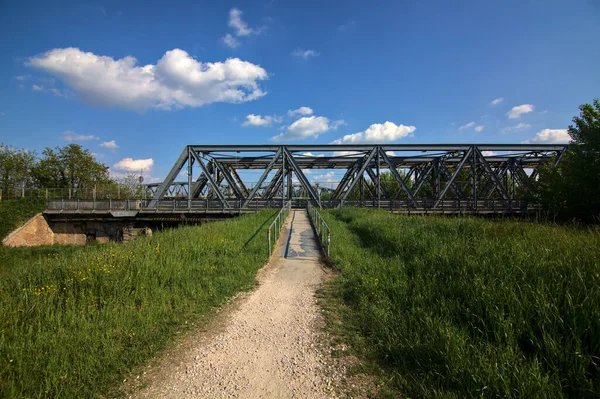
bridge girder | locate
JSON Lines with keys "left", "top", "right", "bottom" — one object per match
{"left": 147, "top": 144, "right": 567, "bottom": 211}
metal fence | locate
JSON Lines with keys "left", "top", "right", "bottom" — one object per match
{"left": 0, "top": 186, "right": 152, "bottom": 202}
{"left": 307, "top": 202, "right": 331, "bottom": 257}
{"left": 267, "top": 201, "right": 292, "bottom": 256}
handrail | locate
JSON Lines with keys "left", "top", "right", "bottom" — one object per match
{"left": 267, "top": 201, "right": 292, "bottom": 256}
{"left": 307, "top": 202, "right": 331, "bottom": 257}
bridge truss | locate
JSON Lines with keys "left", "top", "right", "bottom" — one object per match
{"left": 144, "top": 144, "right": 566, "bottom": 214}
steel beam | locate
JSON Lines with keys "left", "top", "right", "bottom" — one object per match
{"left": 433, "top": 147, "right": 473, "bottom": 208}
{"left": 242, "top": 148, "right": 282, "bottom": 208}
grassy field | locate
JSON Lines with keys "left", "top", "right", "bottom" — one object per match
{"left": 321, "top": 208, "right": 600, "bottom": 398}
{"left": 0, "top": 199, "right": 45, "bottom": 241}
{"left": 0, "top": 211, "right": 275, "bottom": 398}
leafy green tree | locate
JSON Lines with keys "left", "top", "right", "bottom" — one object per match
{"left": 535, "top": 99, "right": 600, "bottom": 222}
{"left": 0, "top": 144, "right": 36, "bottom": 194}
{"left": 31, "top": 144, "right": 111, "bottom": 189}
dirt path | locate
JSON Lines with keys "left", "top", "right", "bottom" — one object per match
{"left": 129, "top": 210, "right": 340, "bottom": 398}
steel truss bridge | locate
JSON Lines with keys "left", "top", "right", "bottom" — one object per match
{"left": 45, "top": 144, "right": 567, "bottom": 216}
{"left": 144, "top": 143, "right": 566, "bottom": 214}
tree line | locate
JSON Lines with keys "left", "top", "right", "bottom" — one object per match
{"left": 0, "top": 143, "right": 144, "bottom": 199}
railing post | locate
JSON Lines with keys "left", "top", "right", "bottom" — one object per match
{"left": 77, "top": 199, "right": 80, "bottom": 210}
{"left": 327, "top": 228, "right": 331, "bottom": 257}
{"left": 268, "top": 228, "right": 271, "bottom": 255}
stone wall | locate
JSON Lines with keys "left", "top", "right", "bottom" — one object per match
{"left": 2, "top": 213, "right": 54, "bottom": 247}
{"left": 3, "top": 214, "right": 154, "bottom": 247}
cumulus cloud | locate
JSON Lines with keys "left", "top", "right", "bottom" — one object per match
{"left": 228, "top": 8, "right": 257, "bottom": 37}
{"left": 474, "top": 125, "right": 485, "bottom": 132}
{"left": 482, "top": 151, "right": 496, "bottom": 156}
{"left": 61, "top": 130, "right": 99, "bottom": 141}
{"left": 331, "top": 121, "right": 416, "bottom": 144}
{"left": 242, "top": 114, "right": 282, "bottom": 127}
{"left": 113, "top": 158, "right": 154, "bottom": 172}
{"left": 291, "top": 49, "right": 320, "bottom": 59}
{"left": 458, "top": 121, "right": 475, "bottom": 131}
{"left": 272, "top": 116, "right": 343, "bottom": 142}
{"left": 32, "top": 84, "right": 43, "bottom": 91}
{"left": 507, "top": 104, "right": 534, "bottom": 119}
{"left": 99, "top": 140, "right": 118, "bottom": 149}
{"left": 222, "top": 33, "right": 240, "bottom": 49}
{"left": 26, "top": 47, "right": 268, "bottom": 111}
{"left": 221, "top": 8, "right": 263, "bottom": 48}
{"left": 490, "top": 97, "right": 503, "bottom": 105}
{"left": 287, "top": 106, "right": 313, "bottom": 117}
{"left": 522, "top": 129, "right": 570, "bottom": 144}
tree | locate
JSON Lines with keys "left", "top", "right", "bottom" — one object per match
{"left": 115, "top": 173, "right": 146, "bottom": 198}
{"left": 535, "top": 99, "right": 600, "bottom": 222}
{"left": 31, "top": 144, "right": 111, "bottom": 189}
{"left": 0, "top": 144, "right": 36, "bottom": 194}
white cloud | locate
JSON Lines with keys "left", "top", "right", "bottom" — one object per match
{"left": 32, "top": 84, "right": 43, "bottom": 91}
{"left": 503, "top": 122, "right": 531, "bottom": 132}
{"left": 287, "top": 106, "right": 313, "bottom": 117}
{"left": 26, "top": 48, "right": 268, "bottom": 111}
{"left": 474, "top": 125, "right": 485, "bottom": 132}
{"left": 272, "top": 116, "right": 343, "bottom": 141}
{"left": 113, "top": 158, "right": 154, "bottom": 172}
{"left": 99, "top": 140, "right": 118, "bottom": 149}
{"left": 311, "top": 171, "right": 336, "bottom": 183}
{"left": 15, "top": 75, "right": 29, "bottom": 81}
{"left": 458, "top": 121, "right": 475, "bottom": 131}
{"left": 300, "top": 152, "right": 324, "bottom": 157}
{"left": 61, "top": 130, "right": 99, "bottom": 141}
{"left": 291, "top": 49, "right": 320, "bottom": 59}
{"left": 522, "top": 129, "right": 570, "bottom": 144}
{"left": 221, "top": 8, "right": 263, "bottom": 47}
{"left": 507, "top": 104, "right": 534, "bottom": 119}
{"left": 242, "top": 114, "right": 282, "bottom": 127}
{"left": 331, "top": 121, "right": 416, "bottom": 144}
{"left": 222, "top": 33, "right": 240, "bottom": 49}
{"left": 481, "top": 151, "right": 496, "bottom": 156}
{"left": 490, "top": 97, "right": 504, "bottom": 105}
{"left": 228, "top": 8, "right": 256, "bottom": 37}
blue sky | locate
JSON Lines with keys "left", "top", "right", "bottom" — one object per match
{"left": 0, "top": 0, "right": 599, "bottom": 182}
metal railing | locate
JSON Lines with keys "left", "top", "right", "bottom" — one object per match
{"left": 267, "top": 201, "right": 292, "bottom": 256}
{"left": 307, "top": 202, "right": 331, "bottom": 257}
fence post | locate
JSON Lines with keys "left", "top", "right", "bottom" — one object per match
{"left": 327, "top": 228, "right": 331, "bottom": 257}
{"left": 268, "top": 228, "right": 271, "bottom": 255}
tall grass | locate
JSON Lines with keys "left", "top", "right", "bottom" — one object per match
{"left": 0, "top": 211, "right": 274, "bottom": 398}
{"left": 322, "top": 208, "right": 600, "bottom": 398}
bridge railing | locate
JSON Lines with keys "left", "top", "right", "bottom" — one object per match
{"left": 45, "top": 198, "right": 536, "bottom": 214}
{"left": 267, "top": 201, "right": 292, "bottom": 256}
{"left": 307, "top": 202, "right": 331, "bottom": 257}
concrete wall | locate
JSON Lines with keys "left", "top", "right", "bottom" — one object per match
{"left": 2, "top": 214, "right": 152, "bottom": 247}
{"left": 3, "top": 213, "right": 54, "bottom": 247}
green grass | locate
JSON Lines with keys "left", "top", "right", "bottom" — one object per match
{"left": 0, "top": 199, "right": 45, "bottom": 241}
{"left": 0, "top": 211, "right": 275, "bottom": 398}
{"left": 321, "top": 208, "right": 600, "bottom": 398}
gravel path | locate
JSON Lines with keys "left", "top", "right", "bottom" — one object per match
{"left": 130, "top": 210, "right": 339, "bottom": 398}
